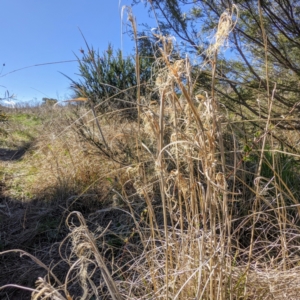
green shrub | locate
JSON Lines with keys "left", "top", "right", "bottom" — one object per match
{"left": 66, "top": 44, "right": 150, "bottom": 117}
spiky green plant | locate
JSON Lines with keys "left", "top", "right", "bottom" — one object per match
{"left": 65, "top": 43, "right": 156, "bottom": 118}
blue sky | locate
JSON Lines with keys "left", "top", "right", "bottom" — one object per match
{"left": 0, "top": 0, "right": 154, "bottom": 104}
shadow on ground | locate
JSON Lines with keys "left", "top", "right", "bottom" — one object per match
{"left": 0, "top": 195, "right": 69, "bottom": 299}
{"left": 0, "top": 146, "right": 29, "bottom": 161}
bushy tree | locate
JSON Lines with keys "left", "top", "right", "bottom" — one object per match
{"left": 66, "top": 43, "right": 156, "bottom": 117}
{"left": 41, "top": 98, "right": 58, "bottom": 106}
{"left": 66, "top": 39, "right": 161, "bottom": 163}
{"left": 133, "top": 0, "right": 300, "bottom": 134}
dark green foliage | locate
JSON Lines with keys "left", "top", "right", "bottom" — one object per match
{"left": 67, "top": 43, "right": 157, "bottom": 118}
{"left": 69, "top": 45, "right": 137, "bottom": 115}
{"left": 259, "top": 148, "right": 300, "bottom": 198}
{"left": 134, "top": 0, "right": 300, "bottom": 133}
{"left": 66, "top": 39, "right": 160, "bottom": 164}
{"left": 41, "top": 97, "right": 58, "bottom": 106}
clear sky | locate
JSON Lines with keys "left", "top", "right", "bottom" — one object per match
{"left": 0, "top": 0, "right": 153, "bottom": 105}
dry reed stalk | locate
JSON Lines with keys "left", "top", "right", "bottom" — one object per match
{"left": 32, "top": 277, "right": 67, "bottom": 300}
{"left": 124, "top": 7, "right": 140, "bottom": 127}
{"left": 146, "top": 15, "right": 235, "bottom": 295}
{"left": 61, "top": 211, "right": 123, "bottom": 300}
{"left": 248, "top": 0, "right": 276, "bottom": 285}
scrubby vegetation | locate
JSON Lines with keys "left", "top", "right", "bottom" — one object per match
{"left": 1, "top": 2, "right": 300, "bottom": 299}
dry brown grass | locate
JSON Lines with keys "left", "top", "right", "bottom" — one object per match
{"left": 1, "top": 5, "right": 300, "bottom": 300}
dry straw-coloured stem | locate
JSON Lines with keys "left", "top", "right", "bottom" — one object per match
{"left": 63, "top": 211, "right": 123, "bottom": 300}
{"left": 124, "top": 7, "right": 140, "bottom": 125}
{"left": 247, "top": 0, "right": 276, "bottom": 284}
{"left": 32, "top": 277, "right": 67, "bottom": 300}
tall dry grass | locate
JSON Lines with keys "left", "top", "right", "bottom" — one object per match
{"left": 1, "top": 4, "right": 300, "bottom": 300}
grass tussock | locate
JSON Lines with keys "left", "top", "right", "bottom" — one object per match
{"left": 1, "top": 5, "right": 300, "bottom": 300}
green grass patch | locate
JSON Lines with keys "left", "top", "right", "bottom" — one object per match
{"left": 10, "top": 113, "right": 42, "bottom": 127}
